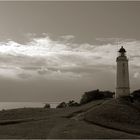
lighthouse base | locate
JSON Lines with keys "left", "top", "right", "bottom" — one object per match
{"left": 115, "top": 88, "right": 130, "bottom": 99}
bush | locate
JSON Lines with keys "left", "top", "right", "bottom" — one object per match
{"left": 67, "top": 100, "right": 79, "bottom": 107}
{"left": 56, "top": 100, "right": 79, "bottom": 108}
{"left": 56, "top": 102, "right": 68, "bottom": 108}
{"left": 44, "top": 103, "right": 50, "bottom": 109}
{"left": 131, "top": 89, "right": 140, "bottom": 101}
{"left": 80, "top": 89, "right": 114, "bottom": 105}
{"left": 101, "top": 90, "right": 115, "bottom": 98}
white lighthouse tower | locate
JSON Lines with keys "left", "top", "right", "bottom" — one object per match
{"left": 115, "top": 46, "right": 130, "bottom": 98}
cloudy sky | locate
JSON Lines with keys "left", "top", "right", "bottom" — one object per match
{"left": 0, "top": 1, "right": 140, "bottom": 102}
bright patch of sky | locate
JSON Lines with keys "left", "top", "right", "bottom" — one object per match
{"left": 0, "top": 34, "right": 139, "bottom": 81}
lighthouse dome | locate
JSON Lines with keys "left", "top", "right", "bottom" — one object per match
{"left": 118, "top": 46, "right": 126, "bottom": 53}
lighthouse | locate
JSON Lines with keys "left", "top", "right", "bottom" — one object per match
{"left": 115, "top": 46, "right": 130, "bottom": 98}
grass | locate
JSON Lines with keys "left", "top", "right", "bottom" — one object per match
{"left": 85, "top": 98, "right": 140, "bottom": 135}
{"left": 0, "top": 99, "right": 139, "bottom": 138}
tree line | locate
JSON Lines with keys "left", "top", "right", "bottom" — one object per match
{"left": 44, "top": 89, "right": 140, "bottom": 109}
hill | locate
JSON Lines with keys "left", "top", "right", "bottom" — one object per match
{"left": 84, "top": 98, "right": 140, "bottom": 135}
{"left": 0, "top": 99, "right": 140, "bottom": 138}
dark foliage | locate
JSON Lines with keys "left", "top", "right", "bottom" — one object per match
{"left": 44, "top": 103, "right": 51, "bottom": 109}
{"left": 56, "top": 100, "right": 79, "bottom": 108}
{"left": 131, "top": 89, "right": 140, "bottom": 101}
{"left": 56, "top": 102, "right": 68, "bottom": 108}
{"left": 67, "top": 100, "right": 79, "bottom": 107}
{"left": 119, "top": 96, "right": 134, "bottom": 103}
{"left": 80, "top": 89, "right": 114, "bottom": 105}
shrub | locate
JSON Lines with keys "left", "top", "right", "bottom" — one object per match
{"left": 101, "top": 90, "right": 115, "bottom": 98}
{"left": 131, "top": 89, "right": 140, "bottom": 101}
{"left": 56, "top": 100, "right": 79, "bottom": 108}
{"left": 44, "top": 103, "right": 51, "bottom": 109}
{"left": 56, "top": 102, "right": 68, "bottom": 108}
{"left": 80, "top": 89, "right": 114, "bottom": 105}
{"left": 67, "top": 100, "right": 79, "bottom": 107}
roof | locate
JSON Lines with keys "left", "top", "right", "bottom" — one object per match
{"left": 118, "top": 46, "right": 126, "bottom": 53}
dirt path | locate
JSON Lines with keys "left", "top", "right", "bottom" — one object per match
{"left": 0, "top": 100, "right": 139, "bottom": 139}
{"left": 47, "top": 100, "right": 140, "bottom": 139}
{"left": 47, "top": 117, "right": 140, "bottom": 139}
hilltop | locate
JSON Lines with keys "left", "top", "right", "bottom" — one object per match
{"left": 0, "top": 98, "right": 140, "bottom": 138}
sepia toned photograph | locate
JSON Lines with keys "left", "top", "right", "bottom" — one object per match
{"left": 0, "top": 1, "right": 139, "bottom": 139}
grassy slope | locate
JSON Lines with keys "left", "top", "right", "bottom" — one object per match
{"left": 0, "top": 100, "right": 105, "bottom": 139}
{"left": 0, "top": 99, "right": 139, "bottom": 138}
{"left": 85, "top": 98, "right": 140, "bottom": 135}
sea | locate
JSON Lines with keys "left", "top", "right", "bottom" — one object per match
{"left": 0, "top": 102, "right": 60, "bottom": 110}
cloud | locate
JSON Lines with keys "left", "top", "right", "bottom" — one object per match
{"left": 60, "top": 35, "right": 75, "bottom": 41}
{"left": 0, "top": 35, "right": 139, "bottom": 80}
